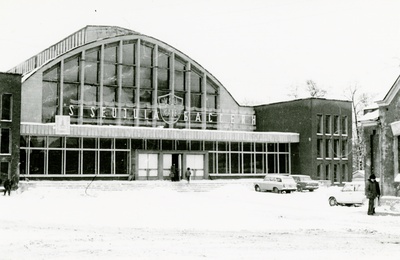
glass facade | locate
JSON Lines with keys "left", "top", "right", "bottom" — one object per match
{"left": 20, "top": 136, "right": 290, "bottom": 176}
{"left": 20, "top": 136, "right": 130, "bottom": 176}
{"left": 41, "top": 39, "right": 224, "bottom": 130}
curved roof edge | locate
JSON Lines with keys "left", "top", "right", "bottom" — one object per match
{"left": 7, "top": 25, "right": 141, "bottom": 76}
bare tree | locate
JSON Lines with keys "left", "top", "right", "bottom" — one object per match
{"left": 306, "top": 80, "right": 327, "bottom": 98}
{"left": 345, "top": 84, "right": 372, "bottom": 171}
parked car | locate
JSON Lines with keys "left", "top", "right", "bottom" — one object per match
{"left": 328, "top": 181, "right": 367, "bottom": 207}
{"left": 291, "top": 175, "right": 319, "bottom": 192}
{"left": 254, "top": 174, "right": 297, "bottom": 193}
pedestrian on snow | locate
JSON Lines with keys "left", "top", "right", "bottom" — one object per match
{"left": 185, "top": 167, "right": 192, "bottom": 183}
{"left": 170, "top": 164, "right": 176, "bottom": 182}
{"left": 3, "top": 178, "right": 13, "bottom": 196}
{"left": 365, "top": 174, "right": 380, "bottom": 215}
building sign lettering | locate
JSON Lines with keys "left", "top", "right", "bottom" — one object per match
{"left": 67, "top": 94, "right": 256, "bottom": 126}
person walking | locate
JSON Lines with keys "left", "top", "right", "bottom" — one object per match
{"left": 185, "top": 167, "right": 192, "bottom": 183}
{"left": 170, "top": 164, "right": 176, "bottom": 182}
{"left": 365, "top": 174, "right": 380, "bottom": 215}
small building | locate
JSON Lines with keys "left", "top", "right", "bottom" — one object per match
{"left": 254, "top": 98, "right": 353, "bottom": 183}
{"left": 0, "top": 72, "right": 21, "bottom": 184}
{"left": 360, "top": 75, "right": 400, "bottom": 195}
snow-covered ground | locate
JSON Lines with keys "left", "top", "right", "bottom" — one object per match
{"left": 1, "top": 181, "right": 399, "bottom": 259}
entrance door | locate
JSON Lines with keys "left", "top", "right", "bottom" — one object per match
{"left": 186, "top": 154, "right": 204, "bottom": 180}
{"left": 163, "top": 154, "right": 182, "bottom": 181}
{"left": 138, "top": 153, "right": 158, "bottom": 180}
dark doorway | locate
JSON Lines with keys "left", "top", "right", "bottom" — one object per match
{"left": 171, "top": 154, "right": 181, "bottom": 181}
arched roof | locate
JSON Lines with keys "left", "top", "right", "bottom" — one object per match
{"left": 8, "top": 25, "right": 140, "bottom": 76}
{"left": 8, "top": 25, "right": 240, "bottom": 106}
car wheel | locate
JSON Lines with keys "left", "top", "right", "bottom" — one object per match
{"left": 329, "top": 197, "right": 337, "bottom": 206}
{"left": 297, "top": 186, "right": 303, "bottom": 192}
{"left": 255, "top": 185, "right": 261, "bottom": 192}
{"left": 273, "top": 187, "right": 280, "bottom": 193}
{"left": 309, "top": 189, "right": 314, "bottom": 192}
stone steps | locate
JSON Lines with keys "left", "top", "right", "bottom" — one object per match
{"left": 17, "top": 180, "right": 256, "bottom": 193}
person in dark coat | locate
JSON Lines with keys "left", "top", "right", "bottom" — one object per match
{"left": 3, "top": 178, "right": 13, "bottom": 196}
{"left": 365, "top": 174, "right": 380, "bottom": 215}
{"left": 185, "top": 167, "right": 192, "bottom": 183}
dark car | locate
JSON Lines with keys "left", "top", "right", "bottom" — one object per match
{"left": 291, "top": 175, "right": 319, "bottom": 192}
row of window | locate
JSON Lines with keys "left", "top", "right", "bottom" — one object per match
{"left": 317, "top": 114, "right": 348, "bottom": 135}
{"left": 316, "top": 138, "right": 349, "bottom": 159}
{"left": 20, "top": 136, "right": 291, "bottom": 175}
{"left": 209, "top": 151, "right": 289, "bottom": 174}
{"left": 21, "top": 136, "right": 289, "bottom": 153}
{"left": 42, "top": 40, "right": 219, "bottom": 129}
{"left": 317, "top": 163, "right": 349, "bottom": 182}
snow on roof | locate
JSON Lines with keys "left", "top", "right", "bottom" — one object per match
{"left": 358, "top": 109, "right": 379, "bottom": 122}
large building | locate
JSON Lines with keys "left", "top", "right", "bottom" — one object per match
{"left": 360, "top": 75, "right": 400, "bottom": 196}
{"left": 0, "top": 72, "right": 21, "bottom": 184}
{"left": 8, "top": 25, "right": 301, "bottom": 181}
{"left": 255, "top": 98, "right": 353, "bottom": 183}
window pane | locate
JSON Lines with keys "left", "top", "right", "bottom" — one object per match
{"left": 30, "top": 150, "right": 45, "bottom": 174}
{"left": 103, "top": 64, "right": 117, "bottom": 85}
{"left": 83, "top": 138, "right": 97, "bottom": 148}
{"left": 158, "top": 69, "right": 169, "bottom": 90}
{"left": 104, "top": 44, "right": 118, "bottom": 63}
{"left": 43, "top": 66, "right": 59, "bottom": 81}
{"left": 84, "top": 61, "right": 99, "bottom": 84}
{"left": 175, "top": 58, "right": 186, "bottom": 91}
{"left": 49, "top": 137, "right": 63, "bottom": 148}
{"left": 191, "top": 71, "right": 201, "bottom": 93}
{"left": 140, "top": 44, "right": 153, "bottom": 67}
{"left": 42, "top": 82, "right": 59, "bottom": 123}
{"left": 243, "top": 153, "right": 253, "bottom": 173}
{"left": 123, "top": 41, "right": 135, "bottom": 65}
{"left": 191, "top": 94, "right": 201, "bottom": 109}
{"left": 103, "top": 86, "right": 117, "bottom": 105}
{"left": 0, "top": 128, "right": 10, "bottom": 153}
{"left": 83, "top": 151, "right": 96, "bottom": 174}
{"left": 66, "top": 150, "right": 79, "bottom": 174}
{"left": 48, "top": 150, "right": 62, "bottom": 174}
{"left": 231, "top": 153, "right": 241, "bottom": 173}
{"left": 122, "top": 66, "right": 135, "bottom": 86}
{"left": 99, "top": 151, "right": 112, "bottom": 174}
{"left": 317, "top": 114, "right": 323, "bottom": 134}
{"left": 30, "top": 136, "right": 46, "bottom": 147}
{"left": 83, "top": 85, "right": 98, "bottom": 105}
{"left": 121, "top": 87, "right": 135, "bottom": 107}
{"left": 140, "top": 89, "right": 152, "bottom": 107}
{"left": 140, "top": 68, "right": 152, "bottom": 88}
{"left": 218, "top": 153, "right": 227, "bottom": 173}
{"left": 116, "top": 151, "right": 129, "bottom": 174}
{"left": 66, "top": 137, "right": 80, "bottom": 148}
{"left": 116, "top": 139, "right": 128, "bottom": 149}
{"left": 63, "top": 83, "right": 79, "bottom": 116}
{"left": 1, "top": 94, "right": 12, "bottom": 120}
{"left": 64, "top": 56, "right": 80, "bottom": 82}
{"left": 206, "top": 95, "right": 216, "bottom": 109}
{"left": 100, "top": 138, "right": 112, "bottom": 149}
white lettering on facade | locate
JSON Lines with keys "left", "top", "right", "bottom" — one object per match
{"left": 66, "top": 105, "right": 256, "bottom": 126}
{"left": 195, "top": 113, "right": 201, "bottom": 122}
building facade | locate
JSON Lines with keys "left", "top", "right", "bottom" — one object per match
{"left": 255, "top": 98, "right": 353, "bottom": 183}
{"left": 0, "top": 72, "right": 21, "bottom": 184}
{"left": 360, "top": 75, "right": 400, "bottom": 196}
{"left": 9, "top": 26, "right": 299, "bottom": 180}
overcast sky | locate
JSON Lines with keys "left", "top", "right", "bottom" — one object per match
{"left": 1, "top": 0, "right": 400, "bottom": 105}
